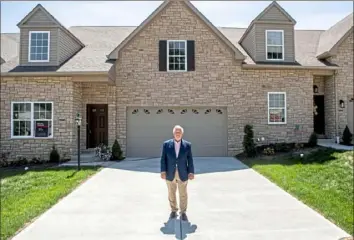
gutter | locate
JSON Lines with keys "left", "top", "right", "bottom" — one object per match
{"left": 241, "top": 64, "right": 339, "bottom": 70}
{"left": 1, "top": 71, "right": 108, "bottom": 77}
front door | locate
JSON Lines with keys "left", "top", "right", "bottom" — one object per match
{"left": 314, "top": 95, "right": 325, "bottom": 135}
{"left": 87, "top": 104, "right": 108, "bottom": 148}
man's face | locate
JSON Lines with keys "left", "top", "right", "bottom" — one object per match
{"left": 173, "top": 128, "right": 183, "bottom": 141}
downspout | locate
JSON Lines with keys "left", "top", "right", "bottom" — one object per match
{"left": 334, "top": 70, "right": 338, "bottom": 140}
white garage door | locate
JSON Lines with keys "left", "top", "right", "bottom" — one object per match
{"left": 127, "top": 107, "right": 228, "bottom": 157}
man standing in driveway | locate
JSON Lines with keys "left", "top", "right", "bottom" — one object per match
{"left": 160, "top": 125, "right": 195, "bottom": 221}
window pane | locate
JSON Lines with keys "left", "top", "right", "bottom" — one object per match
{"left": 45, "top": 111, "right": 52, "bottom": 119}
{"left": 46, "top": 103, "right": 52, "bottom": 111}
{"left": 19, "top": 121, "right": 31, "bottom": 136}
{"left": 175, "top": 64, "right": 180, "bottom": 70}
{"left": 34, "top": 112, "right": 39, "bottom": 119}
{"left": 179, "top": 41, "right": 185, "bottom": 49}
{"left": 174, "top": 49, "right": 180, "bottom": 55}
{"left": 169, "top": 41, "right": 174, "bottom": 49}
{"left": 169, "top": 57, "right": 174, "bottom": 63}
{"left": 267, "top": 31, "right": 282, "bottom": 45}
{"left": 175, "top": 41, "right": 179, "bottom": 49}
{"left": 35, "top": 121, "right": 50, "bottom": 137}
{"left": 180, "top": 49, "right": 185, "bottom": 55}
{"left": 31, "top": 33, "right": 37, "bottom": 40}
{"left": 39, "top": 103, "right": 46, "bottom": 111}
{"left": 13, "top": 104, "right": 19, "bottom": 111}
{"left": 180, "top": 64, "right": 185, "bottom": 71}
{"left": 43, "top": 33, "right": 48, "bottom": 40}
{"left": 269, "top": 94, "right": 285, "bottom": 108}
{"left": 42, "top": 54, "right": 48, "bottom": 60}
{"left": 179, "top": 57, "right": 185, "bottom": 64}
{"left": 269, "top": 109, "right": 285, "bottom": 123}
{"left": 13, "top": 121, "right": 20, "bottom": 136}
{"left": 43, "top": 40, "right": 48, "bottom": 47}
{"left": 169, "top": 64, "right": 174, "bottom": 71}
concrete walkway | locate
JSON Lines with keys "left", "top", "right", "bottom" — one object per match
{"left": 318, "top": 139, "right": 353, "bottom": 151}
{"left": 12, "top": 157, "right": 349, "bottom": 240}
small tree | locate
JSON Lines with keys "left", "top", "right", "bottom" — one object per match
{"left": 243, "top": 124, "right": 256, "bottom": 157}
{"left": 342, "top": 125, "right": 352, "bottom": 145}
{"left": 49, "top": 145, "right": 60, "bottom": 163}
{"left": 308, "top": 132, "right": 318, "bottom": 147}
{"left": 111, "top": 139, "right": 123, "bottom": 160}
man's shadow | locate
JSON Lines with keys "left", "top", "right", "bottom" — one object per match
{"left": 160, "top": 217, "right": 197, "bottom": 239}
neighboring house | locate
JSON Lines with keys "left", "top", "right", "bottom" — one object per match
{"left": 1, "top": 0, "right": 353, "bottom": 160}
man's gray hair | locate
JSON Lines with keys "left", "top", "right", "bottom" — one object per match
{"left": 173, "top": 125, "right": 184, "bottom": 134}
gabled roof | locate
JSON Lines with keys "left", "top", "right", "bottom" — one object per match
{"left": 0, "top": 57, "right": 5, "bottom": 64}
{"left": 17, "top": 4, "right": 85, "bottom": 48}
{"left": 107, "top": 0, "right": 245, "bottom": 61}
{"left": 239, "top": 1, "right": 296, "bottom": 44}
{"left": 316, "top": 12, "right": 353, "bottom": 59}
{"left": 252, "top": 1, "right": 296, "bottom": 24}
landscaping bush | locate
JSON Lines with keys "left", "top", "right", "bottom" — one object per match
{"left": 341, "top": 125, "right": 352, "bottom": 146}
{"left": 49, "top": 145, "right": 60, "bottom": 163}
{"left": 111, "top": 139, "right": 124, "bottom": 160}
{"left": 308, "top": 132, "right": 318, "bottom": 147}
{"left": 263, "top": 147, "right": 275, "bottom": 155}
{"left": 274, "top": 143, "right": 292, "bottom": 152}
{"left": 242, "top": 125, "right": 256, "bottom": 157}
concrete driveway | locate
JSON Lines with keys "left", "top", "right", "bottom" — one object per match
{"left": 12, "top": 157, "right": 349, "bottom": 240}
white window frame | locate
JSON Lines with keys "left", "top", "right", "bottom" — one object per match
{"left": 167, "top": 40, "right": 187, "bottom": 72}
{"left": 11, "top": 101, "right": 54, "bottom": 139}
{"left": 268, "top": 92, "right": 287, "bottom": 124}
{"left": 28, "top": 31, "right": 50, "bottom": 63}
{"left": 265, "top": 30, "right": 284, "bottom": 61}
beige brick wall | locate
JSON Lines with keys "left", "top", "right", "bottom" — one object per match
{"left": 115, "top": 0, "right": 314, "bottom": 156}
{"left": 324, "top": 75, "right": 336, "bottom": 138}
{"left": 313, "top": 76, "right": 325, "bottom": 95}
{"left": 81, "top": 83, "right": 117, "bottom": 148}
{"left": 328, "top": 31, "right": 353, "bottom": 137}
{"left": 0, "top": 76, "right": 74, "bottom": 161}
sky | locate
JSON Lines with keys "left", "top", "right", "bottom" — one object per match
{"left": 1, "top": 1, "right": 353, "bottom": 33}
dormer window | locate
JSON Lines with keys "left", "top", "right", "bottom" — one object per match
{"left": 266, "top": 30, "right": 284, "bottom": 61}
{"left": 29, "top": 31, "right": 50, "bottom": 62}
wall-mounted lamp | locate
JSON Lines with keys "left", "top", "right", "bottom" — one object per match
{"left": 339, "top": 100, "right": 345, "bottom": 108}
{"left": 313, "top": 85, "right": 318, "bottom": 93}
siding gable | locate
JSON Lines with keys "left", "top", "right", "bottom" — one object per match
{"left": 258, "top": 4, "right": 293, "bottom": 23}
{"left": 58, "top": 29, "right": 82, "bottom": 65}
{"left": 18, "top": 7, "right": 58, "bottom": 27}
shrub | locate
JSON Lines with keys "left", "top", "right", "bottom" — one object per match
{"left": 111, "top": 139, "right": 124, "bottom": 160}
{"left": 242, "top": 125, "right": 256, "bottom": 157}
{"left": 263, "top": 147, "right": 275, "bottom": 155}
{"left": 49, "top": 145, "right": 60, "bottom": 163}
{"left": 342, "top": 125, "right": 352, "bottom": 146}
{"left": 308, "top": 132, "right": 318, "bottom": 147}
{"left": 274, "top": 143, "right": 292, "bottom": 152}
{"left": 0, "top": 152, "right": 10, "bottom": 167}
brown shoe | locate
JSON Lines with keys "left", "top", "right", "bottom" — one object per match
{"left": 181, "top": 213, "right": 188, "bottom": 221}
{"left": 169, "top": 211, "right": 177, "bottom": 219}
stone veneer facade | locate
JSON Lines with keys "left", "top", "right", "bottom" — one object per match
{"left": 115, "top": 0, "right": 315, "bottom": 156}
{"left": 1, "top": 1, "right": 352, "bottom": 160}
{"left": 328, "top": 31, "right": 354, "bottom": 137}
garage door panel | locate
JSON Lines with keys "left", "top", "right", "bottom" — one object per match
{"left": 127, "top": 107, "right": 227, "bottom": 157}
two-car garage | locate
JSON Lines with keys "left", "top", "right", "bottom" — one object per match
{"left": 126, "top": 107, "right": 228, "bottom": 157}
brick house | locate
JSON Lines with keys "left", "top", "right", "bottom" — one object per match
{"left": 1, "top": 0, "right": 353, "bottom": 160}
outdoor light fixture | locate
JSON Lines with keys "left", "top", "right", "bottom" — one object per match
{"left": 339, "top": 100, "right": 345, "bottom": 108}
{"left": 313, "top": 85, "right": 318, "bottom": 93}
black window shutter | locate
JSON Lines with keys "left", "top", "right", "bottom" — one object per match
{"left": 187, "top": 40, "right": 195, "bottom": 71}
{"left": 159, "top": 40, "right": 167, "bottom": 71}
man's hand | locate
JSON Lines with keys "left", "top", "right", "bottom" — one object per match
{"left": 188, "top": 173, "right": 194, "bottom": 180}
{"left": 161, "top": 172, "right": 166, "bottom": 179}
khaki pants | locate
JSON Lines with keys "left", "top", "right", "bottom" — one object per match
{"left": 166, "top": 170, "right": 188, "bottom": 213}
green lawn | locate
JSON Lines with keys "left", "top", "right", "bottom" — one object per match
{"left": 1, "top": 166, "right": 100, "bottom": 240}
{"left": 239, "top": 148, "right": 354, "bottom": 235}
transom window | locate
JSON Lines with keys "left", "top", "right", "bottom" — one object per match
{"left": 12, "top": 102, "right": 53, "bottom": 138}
{"left": 167, "top": 40, "right": 187, "bottom": 71}
{"left": 29, "top": 31, "right": 50, "bottom": 62}
{"left": 266, "top": 30, "right": 284, "bottom": 60}
{"left": 268, "top": 92, "right": 286, "bottom": 124}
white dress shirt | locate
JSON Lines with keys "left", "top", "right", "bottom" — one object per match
{"left": 174, "top": 139, "right": 181, "bottom": 158}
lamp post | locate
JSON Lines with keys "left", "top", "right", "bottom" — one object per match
{"left": 75, "top": 113, "right": 82, "bottom": 171}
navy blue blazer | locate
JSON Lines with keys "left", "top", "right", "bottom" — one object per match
{"left": 160, "top": 139, "right": 195, "bottom": 182}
